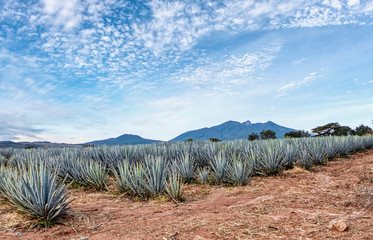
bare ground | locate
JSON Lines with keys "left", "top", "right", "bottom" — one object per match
{"left": 1, "top": 150, "right": 373, "bottom": 240}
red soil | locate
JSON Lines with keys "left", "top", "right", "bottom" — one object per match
{"left": 1, "top": 150, "right": 372, "bottom": 240}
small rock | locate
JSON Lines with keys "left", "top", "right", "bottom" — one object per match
{"left": 329, "top": 218, "right": 348, "bottom": 232}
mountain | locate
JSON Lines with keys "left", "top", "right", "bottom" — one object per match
{"left": 85, "top": 134, "right": 161, "bottom": 146}
{"left": 169, "top": 120, "right": 297, "bottom": 142}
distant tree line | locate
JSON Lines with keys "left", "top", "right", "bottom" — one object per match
{"left": 248, "top": 122, "right": 373, "bottom": 141}
{"left": 310, "top": 122, "right": 373, "bottom": 137}
{"left": 248, "top": 130, "right": 277, "bottom": 141}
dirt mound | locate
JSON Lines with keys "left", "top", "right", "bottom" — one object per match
{"left": 1, "top": 150, "right": 373, "bottom": 239}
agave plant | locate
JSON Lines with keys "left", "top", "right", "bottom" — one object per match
{"left": 175, "top": 152, "right": 195, "bottom": 183}
{"left": 296, "top": 149, "right": 313, "bottom": 170}
{"left": 0, "top": 155, "right": 6, "bottom": 165}
{"left": 142, "top": 156, "right": 168, "bottom": 197}
{"left": 307, "top": 142, "right": 327, "bottom": 165}
{"left": 0, "top": 148, "right": 14, "bottom": 160}
{"left": 227, "top": 154, "right": 252, "bottom": 185}
{"left": 0, "top": 164, "right": 7, "bottom": 195}
{"left": 209, "top": 151, "right": 228, "bottom": 183}
{"left": 322, "top": 139, "right": 339, "bottom": 160}
{"left": 196, "top": 167, "right": 210, "bottom": 184}
{"left": 282, "top": 143, "right": 298, "bottom": 168}
{"left": 165, "top": 173, "right": 184, "bottom": 203}
{"left": 112, "top": 161, "right": 132, "bottom": 192}
{"left": 58, "top": 156, "right": 108, "bottom": 189}
{"left": 335, "top": 136, "right": 359, "bottom": 156}
{"left": 84, "top": 161, "right": 108, "bottom": 190}
{"left": 0, "top": 162, "right": 72, "bottom": 225}
{"left": 259, "top": 143, "right": 286, "bottom": 175}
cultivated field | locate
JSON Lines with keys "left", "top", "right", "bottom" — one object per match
{"left": 0, "top": 136, "right": 372, "bottom": 239}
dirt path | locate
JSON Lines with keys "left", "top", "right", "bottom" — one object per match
{"left": 1, "top": 150, "right": 372, "bottom": 239}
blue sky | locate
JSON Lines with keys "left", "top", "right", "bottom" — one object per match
{"left": 1, "top": 0, "right": 373, "bottom": 143}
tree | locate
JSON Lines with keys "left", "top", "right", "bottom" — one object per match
{"left": 312, "top": 122, "right": 340, "bottom": 136}
{"left": 185, "top": 138, "right": 193, "bottom": 142}
{"left": 354, "top": 124, "right": 373, "bottom": 136}
{"left": 284, "top": 130, "right": 310, "bottom": 138}
{"left": 248, "top": 132, "right": 259, "bottom": 141}
{"left": 209, "top": 138, "right": 222, "bottom": 142}
{"left": 260, "top": 130, "right": 277, "bottom": 140}
{"left": 312, "top": 122, "right": 356, "bottom": 136}
{"left": 333, "top": 126, "right": 353, "bottom": 136}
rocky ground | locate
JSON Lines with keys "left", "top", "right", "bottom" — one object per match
{"left": 1, "top": 150, "right": 372, "bottom": 240}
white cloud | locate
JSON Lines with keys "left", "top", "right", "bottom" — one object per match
{"left": 347, "top": 0, "right": 360, "bottom": 7}
{"left": 292, "top": 58, "right": 307, "bottom": 65}
{"left": 323, "top": 0, "right": 343, "bottom": 10}
{"left": 363, "top": 1, "right": 373, "bottom": 12}
{"left": 174, "top": 44, "right": 282, "bottom": 95}
{"left": 277, "top": 71, "right": 322, "bottom": 97}
{"left": 40, "top": 0, "right": 83, "bottom": 31}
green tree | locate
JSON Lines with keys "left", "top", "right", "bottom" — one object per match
{"left": 260, "top": 130, "right": 277, "bottom": 140}
{"left": 354, "top": 124, "right": 373, "bottom": 136}
{"left": 312, "top": 122, "right": 355, "bottom": 136}
{"left": 248, "top": 132, "right": 259, "bottom": 141}
{"left": 312, "top": 122, "right": 340, "bottom": 136}
{"left": 209, "top": 138, "right": 222, "bottom": 142}
{"left": 284, "top": 130, "right": 310, "bottom": 138}
{"left": 333, "top": 126, "right": 353, "bottom": 136}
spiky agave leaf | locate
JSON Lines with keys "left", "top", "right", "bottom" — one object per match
{"left": 0, "top": 162, "right": 72, "bottom": 224}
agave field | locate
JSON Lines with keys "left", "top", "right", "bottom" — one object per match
{"left": 0, "top": 135, "right": 373, "bottom": 226}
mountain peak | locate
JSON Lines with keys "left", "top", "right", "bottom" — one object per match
{"left": 242, "top": 120, "right": 251, "bottom": 126}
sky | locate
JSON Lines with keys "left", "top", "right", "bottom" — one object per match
{"left": 1, "top": 0, "right": 373, "bottom": 143}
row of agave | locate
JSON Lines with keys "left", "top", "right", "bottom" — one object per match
{"left": 0, "top": 135, "right": 372, "bottom": 224}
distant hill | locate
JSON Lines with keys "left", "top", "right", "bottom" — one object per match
{"left": 85, "top": 134, "right": 162, "bottom": 146}
{"left": 170, "top": 120, "right": 297, "bottom": 142}
{"left": 0, "top": 141, "right": 80, "bottom": 148}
